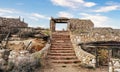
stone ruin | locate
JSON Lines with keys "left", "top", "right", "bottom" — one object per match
{"left": 0, "top": 17, "right": 28, "bottom": 33}
{"left": 50, "top": 17, "right": 120, "bottom": 42}
{"left": 50, "top": 17, "right": 94, "bottom": 33}
{"left": 0, "top": 17, "right": 49, "bottom": 72}
{"left": 50, "top": 17, "right": 120, "bottom": 71}
{"left": 0, "top": 17, "right": 119, "bottom": 72}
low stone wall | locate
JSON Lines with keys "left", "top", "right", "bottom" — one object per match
{"left": 71, "top": 31, "right": 120, "bottom": 43}
{"left": 0, "top": 42, "right": 51, "bottom": 72}
{"left": 70, "top": 34, "right": 96, "bottom": 68}
{"left": 109, "top": 59, "right": 120, "bottom": 72}
{"left": 32, "top": 43, "right": 51, "bottom": 59}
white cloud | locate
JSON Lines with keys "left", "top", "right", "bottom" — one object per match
{"left": 57, "top": 11, "right": 73, "bottom": 18}
{"left": 0, "top": 8, "right": 20, "bottom": 14}
{"left": 0, "top": 8, "right": 50, "bottom": 21}
{"left": 84, "top": 2, "right": 96, "bottom": 7}
{"left": 51, "top": 0, "right": 96, "bottom": 9}
{"left": 32, "top": 13, "right": 46, "bottom": 19}
{"left": 80, "top": 13, "right": 110, "bottom": 27}
{"left": 1, "top": 15, "right": 19, "bottom": 18}
{"left": 94, "top": 5, "right": 120, "bottom": 12}
{"left": 31, "top": 13, "right": 50, "bottom": 20}
{"left": 28, "top": 17, "right": 39, "bottom": 21}
{"left": 0, "top": 8, "right": 22, "bottom": 18}
{"left": 0, "top": 8, "right": 15, "bottom": 13}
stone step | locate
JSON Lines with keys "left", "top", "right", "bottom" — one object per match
{"left": 51, "top": 44, "right": 72, "bottom": 46}
{"left": 50, "top": 49, "right": 73, "bottom": 52}
{"left": 51, "top": 46, "right": 73, "bottom": 49}
{"left": 48, "top": 56, "right": 77, "bottom": 60}
{"left": 51, "top": 43, "right": 72, "bottom": 45}
{"left": 51, "top": 59, "right": 81, "bottom": 64}
{"left": 52, "top": 37, "right": 70, "bottom": 38}
{"left": 51, "top": 41, "right": 72, "bottom": 44}
{"left": 49, "top": 32, "right": 81, "bottom": 66}
{"left": 51, "top": 42, "right": 71, "bottom": 43}
{"left": 50, "top": 48, "right": 73, "bottom": 50}
{"left": 50, "top": 50, "right": 75, "bottom": 53}
{"left": 48, "top": 53, "right": 76, "bottom": 56}
{"left": 52, "top": 38, "right": 70, "bottom": 40}
{"left": 51, "top": 43, "right": 72, "bottom": 47}
{"left": 52, "top": 37, "right": 70, "bottom": 39}
{"left": 52, "top": 35, "right": 70, "bottom": 38}
{"left": 49, "top": 63, "right": 81, "bottom": 67}
{"left": 52, "top": 41, "right": 71, "bottom": 43}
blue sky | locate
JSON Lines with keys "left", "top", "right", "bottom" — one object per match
{"left": 0, "top": 0, "right": 120, "bottom": 29}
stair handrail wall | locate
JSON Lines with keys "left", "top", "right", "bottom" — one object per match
{"left": 70, "top": 33, "right": 96, "bottom": 68}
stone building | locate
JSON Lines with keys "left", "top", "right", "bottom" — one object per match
{"left": 0, "top": 17, "right": 28, "bottom": 34}
{"left": 50, "top": 17, "right": 94, "bottom": 32}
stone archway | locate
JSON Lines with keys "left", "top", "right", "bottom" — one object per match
{"left": 50, "top": 17, "right": 70, "bottom": 32}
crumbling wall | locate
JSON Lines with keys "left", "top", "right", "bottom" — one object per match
{"left": 69, "top": 19, "right": 94, "bottom": 33}
{"left": 0, "top": 42, "right": 50, "bottom": 72}
{"left": 0, "top": 17, "right": 28, "bottom": 34}
{"left": 71, "top": 27, "right": 120, "bottom": 43}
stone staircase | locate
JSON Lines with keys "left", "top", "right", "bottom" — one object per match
{"left": 47, "top": 31, "right": 81, "bottom": 66}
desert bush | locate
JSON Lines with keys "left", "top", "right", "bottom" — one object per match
{"left": 8, "top": 51, "right": 41, "bottom": 72}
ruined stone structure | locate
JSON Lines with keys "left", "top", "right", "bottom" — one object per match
{"left": 50, "top": 17, "right": 69, "bottom": 32}
{"left": 50, "top": 17, "right": 120, "bottom": 43}
{"left": 68, "top": 19, "right": 94, "bottom": 33}
{"left": 50, "top": 17, "right": 94, "bottom": 32}
{"left": 49, "top": 17, "right": 120, "bottom": 71}
{"left": 0, "top": 17, "right": 28, "bottom": 34}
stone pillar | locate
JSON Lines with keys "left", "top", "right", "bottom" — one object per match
{"left": 50, "top": 19, "right": 55, "bottom": 32}
{"left": 67, "top": 23, "right": 70, "bottom": 31}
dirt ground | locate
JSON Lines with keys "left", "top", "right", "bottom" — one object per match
{"left": 38, "top": 58, "right": 108, "bottom": 72}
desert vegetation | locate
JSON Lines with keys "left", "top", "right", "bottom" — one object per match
{"left": 0, "top": 26, "right": 50, "bottom": 72}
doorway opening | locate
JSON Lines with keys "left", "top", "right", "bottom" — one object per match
{"left": 55, "top": 23, "right": 68, "bottom": 31}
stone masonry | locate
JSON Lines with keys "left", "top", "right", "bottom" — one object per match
{"left": 0, "top": 17, "right": 28, "bottom": 34}
{"left": 50, "top": 17, "right": 120, "bottom": 69}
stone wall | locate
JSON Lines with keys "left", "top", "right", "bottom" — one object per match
{"left": 70, "top": 27, "right": 120, "bottom": 68}
{"left": 71, "top": 27, "right": 120, "bottom": 43}
{"left": 0, "top": 17, "right": 28, "bottom": 34}
{"left": 69, "top": 19, "right": 94, "bottom": 33}
{"left": 70, "top": 34, "right": 96, "bottom": 68}
{"left": 0, "top": 42, "right": 51, "bottom": 72}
